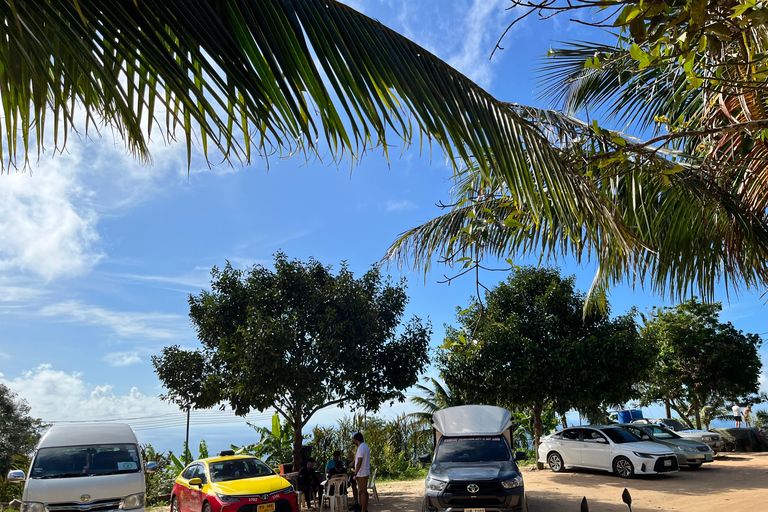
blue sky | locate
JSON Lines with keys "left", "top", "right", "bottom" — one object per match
{"left": 1, "top": 0, "right": 766, "bottom": 455}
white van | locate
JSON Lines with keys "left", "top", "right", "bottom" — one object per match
{"left": 7, "top": 424, "right": 158, "bottom": 512}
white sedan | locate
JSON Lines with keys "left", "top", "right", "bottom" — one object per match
{"left": 538, "top": 425, "right": 679, "bottom": 478}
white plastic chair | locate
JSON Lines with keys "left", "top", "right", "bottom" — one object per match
{"left": 367, "top": 468, "right": 379, "bottom": 504}
{"left": 320, "top": 475, "right": 348, "bottom": 512}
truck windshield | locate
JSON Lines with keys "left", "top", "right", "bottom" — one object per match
{"left": 31, "top": 444, "right": 141, "bottom": 479}
{"left": 434, "top": 436, "right": 510, "bottom": 463}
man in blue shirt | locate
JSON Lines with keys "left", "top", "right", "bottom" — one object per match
{"left": 325, "top": 451, "right": 342, "bottom": 476}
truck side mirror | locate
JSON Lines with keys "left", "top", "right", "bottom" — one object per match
{"left": 515, "top": 451, "right": 527, "bottom": 461}
{"left": 145, "top": 462, "right": 159, "bottom": 474}
{"left": 418, "top": 454, "right": 432, "bottom": 464}
{"left": 7, "top": 470, "right": 25, "bottom": 483}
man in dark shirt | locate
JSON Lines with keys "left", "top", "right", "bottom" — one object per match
{"left": 297, "top": 458, "right": 323, "bottom": 508}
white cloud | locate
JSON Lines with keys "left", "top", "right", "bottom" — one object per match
{"left": 38, "top": 300, "right": 186, "bottom": 339}
{"left": 104, "top": 352, "right": 143, "bottom": 367}
{"left": 447, "top": 0, "right": 507, "bottom": 89}
{"left": 0, "top": 351, "right": 9, "bottom": 359}
{"left": 760, "top": 372, "right": 767, "bottom": 394}
{"left": 0, "top": 164, "right": 102, "bottom": 280}
{"left": 385, "top": 199, "right": 417, "bottom": 213}
{"left": 0, "top": 364, "right": 174, "bottom": 421}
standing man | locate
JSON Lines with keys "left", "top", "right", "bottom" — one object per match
{"left": 351, "top": 433, "right": 370, "bottom": 512}
{"left": 743, "top": 405, "right": 753, "bottom": 427}
{"left": 732, "top": 403, "right": 742, "bottom": 427}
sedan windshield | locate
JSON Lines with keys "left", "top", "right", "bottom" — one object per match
{"left": 600, "top": 428, "right": 641, "bottom": 444}
{"left": 434, "top": 436, "right": 510, "bottom": 463}
{"left": 31, "top": 444, "right": 140, "bottom": 479}
{"left": 209, "top": 458, "right": 274, "bottom": 482}
{"left": 646, "top": 426, "right": 680, "bottom": 440}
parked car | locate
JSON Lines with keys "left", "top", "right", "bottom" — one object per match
{"left": 618, "top": 423, "right": 714, "bottom": 468}
{"left": 630, "top": 418, "right": 725, "bottom": 452}
{"left": 171, "top": 452, "right": 298, "bottom": 512}
{"left": 538, "top": 425, "right": 679, "bottom": 479}
{"left": 420, "top": 405, "right": 528, "bottom": 512}
{"left": 6, "top": 423, "right": 158, "bottom": 512}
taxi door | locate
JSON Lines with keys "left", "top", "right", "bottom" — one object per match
{"left": 187, "top": 464, "right": 208, "bottom": 512}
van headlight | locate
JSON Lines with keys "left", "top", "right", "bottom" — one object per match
{"left": 501, "top": 475, "right": 524, "bottom": 489}
{"left": 425, "top": 477, "right": 447, "bottom": 493}
{"left": 119, "top": 493, "right": 145, "bottom": 510}
{"left": 21, "top": 503, "right": 45, "bottom": 512}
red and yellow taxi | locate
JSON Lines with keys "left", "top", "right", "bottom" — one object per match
{"left": 171, "top": 452, "right": 298, "bottom": 512}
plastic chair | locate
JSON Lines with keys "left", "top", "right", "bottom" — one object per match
{"left": 367, "top": 468, "right": 379, "bottom": 504}
{"left": 320, "top": 475, "right": 348, "bottom": 512}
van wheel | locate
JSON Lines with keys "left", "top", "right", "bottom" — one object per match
{"left": 613, "top": 456, "right": 634, "bottom": 479}
{"left": 171, "top": 496, "right": 179, "bottom": 512}
{"left": 547, "top": 452, "right": 565, "bottom": 473}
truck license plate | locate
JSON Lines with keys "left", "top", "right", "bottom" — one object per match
{"left": 466, "top": 509, "right": 486, "bottom": 512}
{"left": 257, "top": 504, "right": 275, "bottom": 512}
{"left": 664, "top": 459, "right": 672, "bottom": 467}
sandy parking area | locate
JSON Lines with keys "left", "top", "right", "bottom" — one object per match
{"left": 370, "top": 452, "right": 768, "bottom": 512}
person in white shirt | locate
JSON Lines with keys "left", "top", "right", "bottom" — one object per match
{"left": 732, "top": 404, "right": 742, "bottom": 427}
{"left": 352, "top": 432, "right": 371, "bottom": 512}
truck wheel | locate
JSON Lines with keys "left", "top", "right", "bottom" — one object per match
{"left": 421, "top": 496, "right": 429, "bottom": 512}
{"left": 547, "top": 452, "right": 565, "bottom": 473}
{"left": 613, "top": 456, "right": 634, "bottom": 479}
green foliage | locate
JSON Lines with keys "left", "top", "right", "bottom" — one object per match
{"left": 0, "top": 455, "right": 30, "bottom": 503}
{"left": 140, "top": 445, "right": 176, "bottom": 506}
{"left": 153, "top": 253, "right": 431, "bottom": 470}
{"left": 438, "top": 267, "right": 653, "bottom": 465}
{"left": 639, "top": 298, "right": 763, "bottom": 429}
{"left": 409, "top": 377, "right": 465, "bottom": 421}
{"left": 0, "top": 384, "right": 45, "bottom": 474}
{"left": 233, "top": 414, "right": 299, "bottom": 467}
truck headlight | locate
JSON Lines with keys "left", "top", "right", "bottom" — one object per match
{"left": 119, "top": 493, "right": 145, "bottom": 510}
{"left": 425, "top": 477, "right": 447, "bottom": 493}
{"left": 501, "top": 475, "right": 524, "bottom": 489}
{"left": 701, "top": 436, "right": 712, "bottom": 442}
{"left": 21, "top": 503, "right": 45, "bottom": 512}
{"left": 216, "top": 494, "right": 242, "bottom": 503}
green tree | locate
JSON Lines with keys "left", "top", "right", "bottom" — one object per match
{"left": 639, "top": 298, "right": 763, "bottom": 430}
{"left": 0, "top": 384, "right": 44, "bottom": 474}
{"left": 152, "top": 253, "right": 431, "bottom": 470}
{"left": 6, "top": 1, "right": 768, "bottom": 309}
{"left": 409, "top": 377, "right": 464, "bottom": 422}
{"left": 438, "top": 266, "right": 653, "bottom": 468}
{"left": 236, "top": 413, "right": 297, "bottom": 468}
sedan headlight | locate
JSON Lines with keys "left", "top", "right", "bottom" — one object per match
{"left": 632, "top": 452, "right": 655, "bottom": 459}
{"left": 21, "top": 503, "right": 45, "bottom": 512}
{"left": 701, "top": 436, "right": 713, "bottom": 442}
{"left": 425, "top": 477, "right": 447, "bottom": 493}
{"left": 216, "top": 494, "right": 242, "bottom": 503}
{"left": 119, "top": 493, "right": 146, "bottom": 510}
{"left": 501, "top": 475, "right": 524, "bottom": 489}
{"left": 675, "top": 446, "right": 697, "bottom": 453}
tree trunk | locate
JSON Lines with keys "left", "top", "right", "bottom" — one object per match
{"left": 692, "top": 394, "right": 702, "bottom": 430}
{"left": 561, "top": 414, "right": 568, "bottom": 429}
{"left": 292, "top": 413, "right": 303, "bottom": 472}
{"left": 533, "top": 403, "right": 544, "bottom": 470}
{"left": 665, "top": 397, "right": 671, "bottom": 419}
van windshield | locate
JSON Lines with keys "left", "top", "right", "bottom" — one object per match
{"left": 435, "top": 436, "right": 510, "bottom": 463}
{"left": 31, "top": 444, "right": 141, "bottom": 479}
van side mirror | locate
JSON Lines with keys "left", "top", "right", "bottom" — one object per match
{"left": 145, "top": 462, "right": 159, "bottom": 474}
{"left": 418, "top": 454, "right": 432, "bottom": 464}
{"left": 515, "top": 451, "right": 527, "bottom": 461}
{"left": 188, "top": 477, "right": 203, "bottom": 487}
{"left": 7, "top": 470, "right": 25, "bottom": 483}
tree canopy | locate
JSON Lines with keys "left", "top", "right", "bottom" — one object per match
{"left": 437, "top": 266, "right": 653, "bottom": 468}
{"left": 639, "top": 298, "right": 763, "bottom": 429}
{"left": 0, "top": 384, "right": 44, "bottom": 474}
{"left": 152, "top": 253, "right": 431, "bottom": 469}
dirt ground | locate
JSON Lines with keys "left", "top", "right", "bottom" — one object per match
{"left": 369, "top": 452, "right": 768, "bottom": 512}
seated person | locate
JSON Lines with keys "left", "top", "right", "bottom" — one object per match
{"left": 325, "top": 461, "right": 349, "bottom": 497}
{"left": 297, "top": 458, "right": 323, "bottom": 508}
{"left": 325, "top": 451, "right": 342, "bottom": 477}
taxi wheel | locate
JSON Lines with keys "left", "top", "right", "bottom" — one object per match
{"left": 171, "top": 496, "right": 180, "bottom": 512}
{"left": 202, "top": 502, "right": 211, "bottom": 512}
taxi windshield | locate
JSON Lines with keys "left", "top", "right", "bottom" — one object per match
{"left": 209, "top": 458, "right": 274, "bottom": 482}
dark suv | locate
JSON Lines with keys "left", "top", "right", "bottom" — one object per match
{"left": 420, "top": 406, "right": 528, "bottom": 512}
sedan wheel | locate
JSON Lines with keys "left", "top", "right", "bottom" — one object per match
{"left": 547, "top": 452, "right": 565, "bottom": 473}
{"left": 613, "top": 456, "right": 634, "bottom": 479}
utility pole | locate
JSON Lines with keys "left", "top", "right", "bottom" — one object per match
{"left": 185, "top": 408, "right": 191, "bottom": 465}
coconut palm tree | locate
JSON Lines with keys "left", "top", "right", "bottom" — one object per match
{"left": 5, "top": 1, "right": 768, "bottom": 308}
{"left": 409, "top": 377, "right": 463, "bottom": 421}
